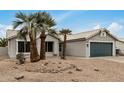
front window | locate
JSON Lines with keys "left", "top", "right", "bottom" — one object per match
{"left": 59, "top": 44, "right": 62, "bottom": 51}
{"left": 18, "top": 41, "right": 30, "bottom": 53}
{"left": 45, "top": 42, "right": 53, "bottom": 52}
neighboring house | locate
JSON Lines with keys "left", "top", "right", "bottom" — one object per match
{"left": 116, "top": 38, "right": 124, "bottom": 55}
{"left": 6, "top": 28, "right": 124, "bottom": 58}
{"left": 6, "top": 30, "right": 60, "bottom": 58}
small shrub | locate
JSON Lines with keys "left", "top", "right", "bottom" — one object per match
{"left": 16, "top": 53, "right": 25, "bottom": 64}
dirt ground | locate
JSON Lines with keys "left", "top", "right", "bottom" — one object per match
{"left": 0, "top": 56, "right": 124, "bottom": 82}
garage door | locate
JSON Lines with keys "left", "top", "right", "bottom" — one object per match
{"left": 90, "top": 42, "right": 113, "bottom": 57}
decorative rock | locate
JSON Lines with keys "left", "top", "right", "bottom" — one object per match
{"left": 71, "top": 79, "right": 79, "bottom": 82}
{"left": 57, "top": 66, "right": 61, "bottom": 68}
{"left": 75, "top": 68, "right": 82, "bottom": 71}
{"left": 68, "top": 71, "right": 73, "bottom": 74}
{"left": 13, "top": 66, "right": 18, "bottom": 69}
{"left": 15, "top": 75, "right": 24, "bottom": 80}
{"left": 44, "top": 62, "right": 48, "bottom": 66}
{"left": 59, "top": 62, "right": 61, "bottom": 64}
{"left": 94, "top": 68, "right": 99, "bottom": 71}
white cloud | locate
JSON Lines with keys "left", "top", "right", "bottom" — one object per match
{"left": 92, "top": 23, "right": 123, "bottom": 36}
{"left": 93, "top": 24, "right": 101, "bottom": 29}
{"left": 6, "top": 25, "right": 13, "bottom": 30}
{"left": 107, "top": 22, "right": 123, "bottom": 32}
{"left": 0, "top": 24, "right": 13, "bottom": 38}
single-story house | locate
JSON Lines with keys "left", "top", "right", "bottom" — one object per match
{"left": 6, "top": 28, "right": 124, "bottom": 58}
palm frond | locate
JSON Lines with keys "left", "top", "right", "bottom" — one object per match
{"left": 13, "top": 19, "right": 24, "bottom": 29}
{"left": 15, "top": 11, "right": 28, "bottom": 22}
{"left": 0, "top": 38, "right": 8, "bottom": 47}
{"left": 34, "top": 11, "right": 56, "bottom": 31}
{"left": 48, "top": 28, "right": 58, "bottom": 36}
{"left": 17, "top": 27, "right": 28, "bottom": 41}
{"left": 59, "top": 29, "right": 72, "bottom": 35}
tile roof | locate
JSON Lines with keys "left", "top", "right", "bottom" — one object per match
{"left": 118, "top": 38, "right": 124, "bottom": 43}
{"left": 6, "top": 29, "right": 17, "bottom": 39}
{"left": 6, "top": 29, "right": 60, "bottom": 40}
{"left": 6, "top": 28, "right": 119, "bottom": 42}
{"left": 60, "top": 28, "right": 107, "bottom": 41}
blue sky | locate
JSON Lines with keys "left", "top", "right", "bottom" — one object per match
{"left": 0, "top": 10, "right": 124, "bottom": 38}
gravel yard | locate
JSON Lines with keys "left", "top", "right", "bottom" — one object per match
{"left": 0, "top": 56, "right": 124, "bottom": 82}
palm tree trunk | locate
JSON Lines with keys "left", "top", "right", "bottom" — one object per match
{"left": 62, "top": 34, "right": 66, "bottom": 59}
{"left": 29, "top": 33, "right": 40, "bottom": 62}
{"left": 40, "top": 32, "right": 46, "bottom": 60}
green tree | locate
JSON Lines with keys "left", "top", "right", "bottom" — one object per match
{"left": 34, "top": 12, "right": 56, "bottom": 60}
{"left": 59, "top": 29, "right": 72, "bottom": 59}
{"left": 13, "top": 11, "right": 40, "bottom": 62}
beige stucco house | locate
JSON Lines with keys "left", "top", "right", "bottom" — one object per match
{"left": 6, "top": 28, "right": 124, "bottom": 58}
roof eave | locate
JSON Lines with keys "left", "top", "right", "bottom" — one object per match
{"left": 60, "top": 38, "right": 86, "bottom": 43}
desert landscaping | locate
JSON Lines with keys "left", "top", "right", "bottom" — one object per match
{"left": 0, "top": 56, "right": 124, "bottom": 82}
{"left": 0, "top": 11, "right": 124, "bottom": 82}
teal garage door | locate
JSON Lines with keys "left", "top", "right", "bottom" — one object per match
{"left": 90, "top": 42, "right": 113, "bottom": 57}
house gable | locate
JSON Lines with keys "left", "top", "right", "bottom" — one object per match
{"left": 87, "top": 31, "right": 116, "bottom": 42}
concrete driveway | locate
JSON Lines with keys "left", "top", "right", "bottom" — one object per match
{"left": 67, "top": 56, "right": 124, "bottom": 63}
{"left": 91, "top": 56, "right": 124, "bottom": 63}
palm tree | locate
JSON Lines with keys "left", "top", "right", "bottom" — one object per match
{"left": 13, "top": 11, "right": 40, "bottom": 62}
{"left": 0, "top": 38, "right": 8, "bottom": 47}
{"left": 59, "top": 29, "right": 72, "bottom": 59}
{"left": 34, "top": 12, "right": 56, "bottom": 60}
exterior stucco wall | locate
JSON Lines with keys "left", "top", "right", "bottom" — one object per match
{"left": 66, "top": 41, "right": 86, "bottom": 57}
{"left": 8, "top": 38, "right": 16, "bottom": 58}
